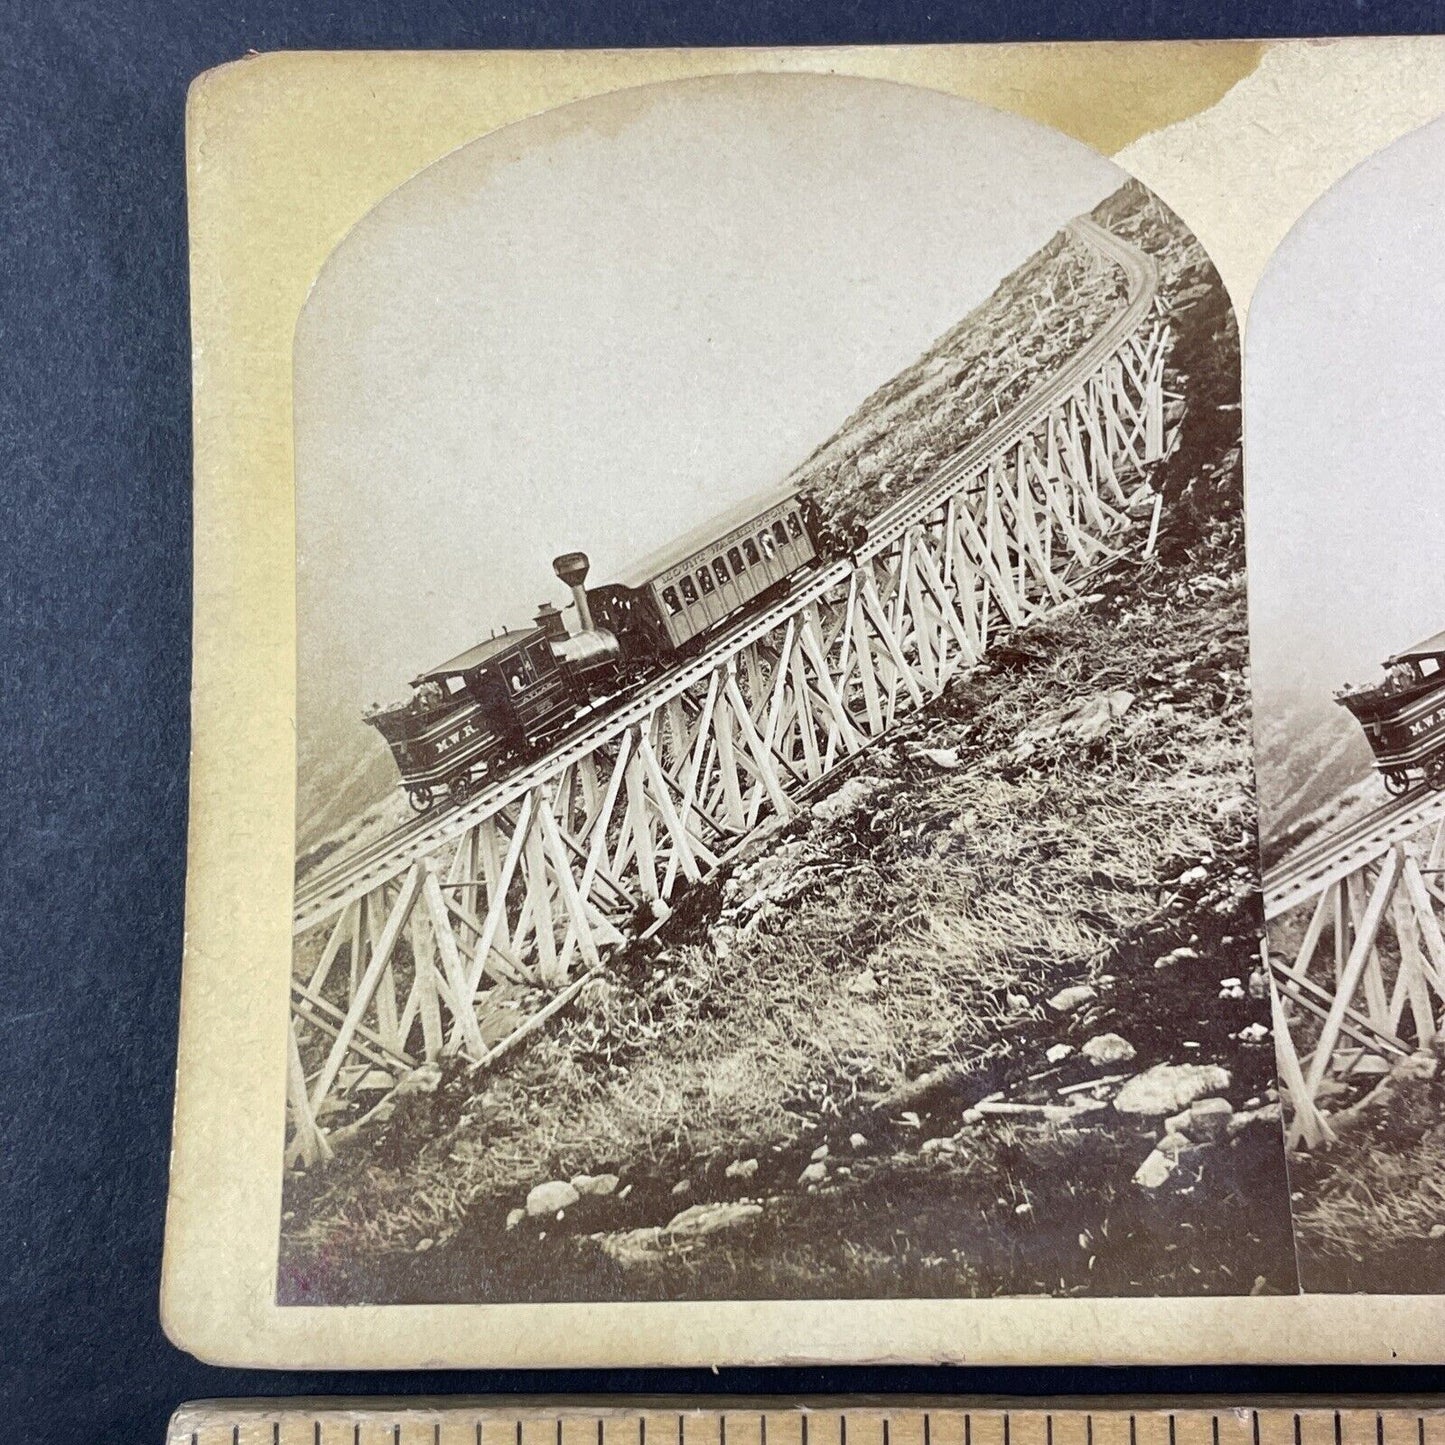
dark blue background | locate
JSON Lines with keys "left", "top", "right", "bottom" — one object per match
{"left": 5, "top": 3, "right": 1445, "bottom": 1441}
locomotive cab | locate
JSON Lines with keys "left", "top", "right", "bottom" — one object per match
{"left": 419, "top": 628, "right": 575, "bottom": 749}
{"left": 1337, "top": 628, "right": 1445, "bottom": 795}
{"left": 366, "top": 626, "right": 575, "bottom": 810}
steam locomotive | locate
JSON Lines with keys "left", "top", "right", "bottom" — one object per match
{"left": 366, "top": 482, "right": 828, "bottom": 811}
{"left": 1337, "top": 629, "right": 1445, "bottom": 796}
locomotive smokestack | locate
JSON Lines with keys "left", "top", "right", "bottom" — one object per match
{"left": 552, "top": 551, "right": 594, "bottom": 632}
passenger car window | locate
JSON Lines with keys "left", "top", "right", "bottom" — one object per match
{"left": 713, "top": 558, "right": 730, "bottom": 587}
{"left": 743, "top": 538, "right": 760, "bottom": 566}
{"left": 662, "top": 586, "right": 681, "bottom": 616}
{"left": 728, "top": 546, "right": 745, "bottom": 574}
{"left": 773, "top": 519, "right": 789, "bottom": 546}
{"left": 697, "top": 566, "right": 715, "bottom": 594}
{"left": 788, "top": 512, "right": 803, "bottom": 539}
{"left": 760, "top": 530, "right": 777, "bottom": 559}
{"left": 680, "top": 575, "right": 698, "bottom": 605}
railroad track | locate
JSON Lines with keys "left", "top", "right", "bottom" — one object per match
{"left": 285, "top": 210, "right": 1171, "bottom": 1163}
{"left": 1262, "top": 781, "right": 1445, "bottom": 1150}
{"left": 294, "top": 216, "right": 1157, "bottom": 935}
{"left": 1262, "top": 784, "right": 1445, "bottom": 920}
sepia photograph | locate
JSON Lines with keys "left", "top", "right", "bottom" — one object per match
{"left": 275, "top": 71, "right": 1295, "bottom": 1307}
{"left": 1248, "top": 114, "right": 1445, "bottom": 1294}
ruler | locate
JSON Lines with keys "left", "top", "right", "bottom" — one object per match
{"left": 168, "top": 1401, "right": 1445, "bottom": 1445}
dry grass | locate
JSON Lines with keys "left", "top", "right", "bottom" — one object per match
{"left": 1291, "top": 1063, "right": 1445, "bottom": 1291}
{"left": 284, "top": 530, "right": 1257, "bottom": 1261}
{"left": 795, "top": 230, "right": 1128, "bottom": 541}
{"left": 279, "top": 178, "right": 1270, "bottom": 1298}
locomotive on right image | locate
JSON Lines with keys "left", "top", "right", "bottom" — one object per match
{"left": 1336, "top": 629, "right": 1445, "bottom": 794}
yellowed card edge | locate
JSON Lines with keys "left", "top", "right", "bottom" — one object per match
{"left": 164, "top": 38, "right": 1445, "bottom": 1368}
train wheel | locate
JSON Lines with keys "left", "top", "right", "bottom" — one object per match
{"left": 1427, "top": 756, "right": 1445, "bottom": 791}
{"left": 408, "top": 785, "right": 435, "bottom": 813}
{"left": 449, "top": 774, "right": 474, "bottom": 803}
{"left": 1384, "top": 770, "right": 1410, "bottom": 797}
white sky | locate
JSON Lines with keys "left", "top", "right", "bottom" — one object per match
{"left": 1247, "top": 115, "right": 1445, "bottom": 708}
{"left": 294, "top": 73, "right": 1123, "bottom": 727}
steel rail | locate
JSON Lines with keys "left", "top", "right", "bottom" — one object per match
{"left": 1263, "top": 785, "right": 1445, "bottom": 921}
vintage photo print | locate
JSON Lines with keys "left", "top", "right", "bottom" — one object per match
{"left": 279, "top": 71, "right": 1295, "bottom": 1308}
{"left": 1248, "top": 114, "right": 1445, "bottom": 1294}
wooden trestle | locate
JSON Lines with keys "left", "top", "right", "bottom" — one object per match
{"left": 1264, "top": 792, "right": 1445, "bottom": 1150}
{"left": 285, "top": 218, "right": 1169, "bottom": 1166}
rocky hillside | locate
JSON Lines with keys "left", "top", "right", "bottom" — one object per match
{"left": 793, "top": 224, "right": 1128, "bottom": 543}
{"left": 1253, "top": 689, "right": 1376, "bottom": 867}
{"left": 295, "top": 190, "right": 1137, "bottom": 858}
{"left": 278, "top": 184, "right": 1297, "bottom": 1305}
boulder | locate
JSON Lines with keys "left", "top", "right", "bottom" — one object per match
{"left": 798, "top": 1161, "right": 827, "bottom": 1185}
{"left": 597, "top": 1203, "right": 764, "bottom": 1267}
{"left": 598, "top": 1227, "right": 665, "bottom": 1266}
{"left": 525, "top": 1180, "right": 579, "bottom": 1217}
{"left": 1133, "top": 1149, "right": 1177, "bottom": 1189}
{"left": 810, "top": 1143, "right": 830, "bottom": 1162}
{"left": 1081, "top": 1033, "right": 1136, "bottom": 1065}
{"left": 1353, "top": 1054, "right": 1392, "bottom": 1075}
{"left": 505, "top": 1208, "right": 526, "bottom": 1231}
{"left": 1046, "top": 1043, "right": 1075, "bottom": 1064}
{"left": 1048, "top": 985, "right": 1097, "bottom": 1014}
{"left": 810, "top": 776, "right": 878, "bottom": 823}
{"left": 666, "top": 1201, "right": 764, "bottom": 1239}
{"left": 1113, "top": 1063, "right": 1232, "bottom": 1118}
{"left": 1186, "top": 1098, "right": 1234, "bottom": 1141}
{"left": 920, "top": 1136, "right": 958, "bottom": 1154}
{"left": 1153, "top": 947, "right": 1200, "bottom": 970}
{"left": 394, "top": 1063, "right": 443, "bottom": 1097}
{"left": 849, "top": 1133, "right": 868, "bottom": 1150}
{"left": 725, "top": 1158, "right": 759, "bottom": 1180}
{"left": 571, "top": 1173, "right": 620, "bottom": 1197}
{"left": 920, "top": 747, "right": 961, "bottom": 770}
{"left": 1227, "top": 1102, "right": 1282, "bottom": 1135}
